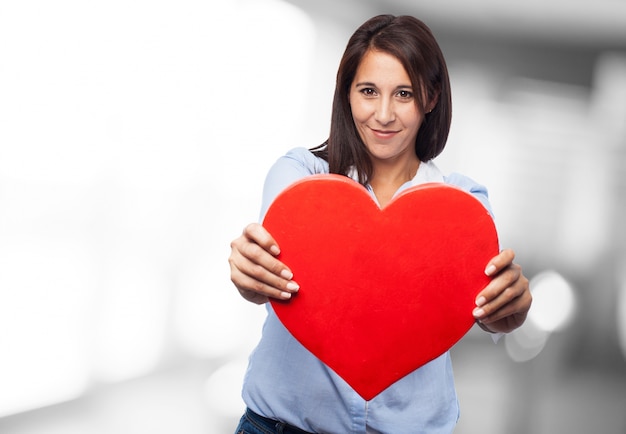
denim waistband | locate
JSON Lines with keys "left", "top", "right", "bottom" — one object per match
{"left": 245, "top": 408, "right": 315, "bottom": 434}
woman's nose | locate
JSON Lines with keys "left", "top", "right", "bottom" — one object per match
{"left": 374, "top": 98, "right": 395, "bottom": 125}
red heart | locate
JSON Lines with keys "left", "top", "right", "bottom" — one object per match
{"left": 264, "top": 174, "right": 498, "bottom": 400}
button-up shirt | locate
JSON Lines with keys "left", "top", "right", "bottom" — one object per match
{"left": 242, "top": 147, "right": 493, "bottom": 433}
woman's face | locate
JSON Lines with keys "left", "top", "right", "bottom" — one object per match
{"left": 349, "top": 50, "right": 425, "bottom": 165}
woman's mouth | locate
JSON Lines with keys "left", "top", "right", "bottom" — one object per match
{"left": 370, "top": 128, "right": 399, "bottom": 139}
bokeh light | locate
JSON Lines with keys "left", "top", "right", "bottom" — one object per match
{"left": 527, "top": 270, "right": 577, "bottom": 333}
{"left": 505, "top": 270, "right": 576, "bottom": 362}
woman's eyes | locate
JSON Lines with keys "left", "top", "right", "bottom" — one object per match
{"left": 358, "top": 88, "right": 413, "bottom": 99}
{"left": 360, "top": 88, "right": 377, "bottom": 96}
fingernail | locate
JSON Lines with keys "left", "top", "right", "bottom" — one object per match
{"left": 473, "top": 307, "right": 485, "bottom": 318}
{"left": 475, "top": 296, "right": 487, "bottom": 307}
{"left": 286, "top": 281, "right": 299, "bottom": 291}
{"left": 281, "top": 269, "right": 293, "bottom": 280}
{"left": 270, "top": 245, "right": 280, "bottom": 255}
{"left": 280, "top": 292, "right": 292, "bottom": 300}
{"left": 485, "top": 264, "right": 496, "bottom": 276}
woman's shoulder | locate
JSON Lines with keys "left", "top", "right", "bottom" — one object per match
{"left": 443, "top": 171, "right": 492, "bottom": 215}
{"left": 259, "top": 147, "right": 330, "bottom": 220}
{"left": 422, "top": 161, "right": 487, "bottom": 195}
{"left": 443, "top": 172, "right": 486, "bottom": 193}
{"left": 277, "top": 147, "right": 329, "bottom": 174}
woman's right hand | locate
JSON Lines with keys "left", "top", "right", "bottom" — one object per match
{"left": 228, "top": 223, "right": 300, "bottom": 304}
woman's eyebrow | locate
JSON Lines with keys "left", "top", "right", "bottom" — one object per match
{"left": 354, "top": 82, "right": 413, "bottom": 89}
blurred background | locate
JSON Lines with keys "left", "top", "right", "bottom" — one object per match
{"left": 0, "top": 0, "right": 625, "bottom": 432}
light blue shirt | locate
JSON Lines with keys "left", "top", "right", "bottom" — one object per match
{"left": 242, "top": 147, "right": 493, "bottom": 434}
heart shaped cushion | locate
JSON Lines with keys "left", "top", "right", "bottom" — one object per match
{"left": 264, "top": 174, "right": 498, "bottom": 400}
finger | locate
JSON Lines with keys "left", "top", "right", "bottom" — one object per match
{"left": 474, "top": 264, "right": 520, "bottom": 312}
{"left": 236, "top": 238, "right": 297, "bottom": 285}
{"left": 230, "top": 256, "right": 299, "bottom": 294}
{"left": 228, "top": 245, "right": 299, "bottom": 299}
{"left": 230, "top": 267, "right": 292, "bottom": 304}
{"left": 243, "top": 223, "right": 281, "bottom": 256}
{"left": 473, "top": 265, "right": 526, "bottom": 319}
{"left": 479, "top": 289, "right": 532, "bottom": 326}
{"left": 478, "top": 290, "right": 527, "bottom": 322}
{"left": 484, "top": 248, "right": 515, "bottom": 276}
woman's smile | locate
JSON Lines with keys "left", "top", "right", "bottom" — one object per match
{"left": 369, "top": 127, "right": 401, "bottom": 139}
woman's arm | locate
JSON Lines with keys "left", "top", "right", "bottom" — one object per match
{"left": 229, "top": 148, "right": 320, "bottom": 304}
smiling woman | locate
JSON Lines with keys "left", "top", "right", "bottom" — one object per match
{"left": 228, "top": 14, "right": 531, "bottom": 434}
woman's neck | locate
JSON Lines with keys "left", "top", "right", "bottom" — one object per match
{"left": 369, "top": 158, "right": 420, "bottom": 207}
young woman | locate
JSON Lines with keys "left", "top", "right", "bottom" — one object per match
{"left": 228, "top": 14, "right": 531, "bottom": 433}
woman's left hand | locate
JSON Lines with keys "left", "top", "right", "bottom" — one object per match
{"left": 472, "top": 249, "right": 532, "bottom": 334}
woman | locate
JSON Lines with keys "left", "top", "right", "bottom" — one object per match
{"left": 229, "top": 14, "right": 531, "bottom": 433}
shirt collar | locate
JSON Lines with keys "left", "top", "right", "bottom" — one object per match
{"left": 347, "top": 160, "right": 444, "bottom": 186}
{"left": 409, "top": 160, "right": 445, "bottom": 186}
{"left": 349, "top": 160, "right": 445, "bottom": 206}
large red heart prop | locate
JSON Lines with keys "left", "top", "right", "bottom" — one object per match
{"left": 264, "top": 174, "right": 498, "bottom": 400}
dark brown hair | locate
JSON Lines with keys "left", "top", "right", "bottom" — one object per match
{"left": 312, "top": 15, "right": 452, "bottom": 185}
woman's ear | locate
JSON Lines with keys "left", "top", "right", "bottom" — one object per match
{"left": 427, "top": 90, "right": 440, "bottom": 113}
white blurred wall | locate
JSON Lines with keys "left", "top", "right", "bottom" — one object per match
{"left": 0, "top": 0, "right": 317, "bottom": 425}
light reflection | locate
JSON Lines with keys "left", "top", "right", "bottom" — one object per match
{"left": 527, "top": 271, "right": 576, "bottom": 333}
{"left": 618, "top": 264, "right": 626, "bottom": 361}
{"left": 505, "top": 270, "right": 576, "bottom": 362}
{"left": 505, "top": 318, "right": 549, "bottom": 363}
{"left": 204, "top": 359, "right": 249, "bottom": 421}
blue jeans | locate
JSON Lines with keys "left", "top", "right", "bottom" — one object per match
{"left": 235, "top": 408, "right": 314, "bottom": 434}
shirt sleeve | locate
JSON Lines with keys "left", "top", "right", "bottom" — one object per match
{"left": 443, "top": 172, "right": 493, "bottom": 218}
{"left": 259, "top": 147, "right": 328, "bottom": 221}
{"left": 444, "top": 172, "right": 505, "bottom": 342}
